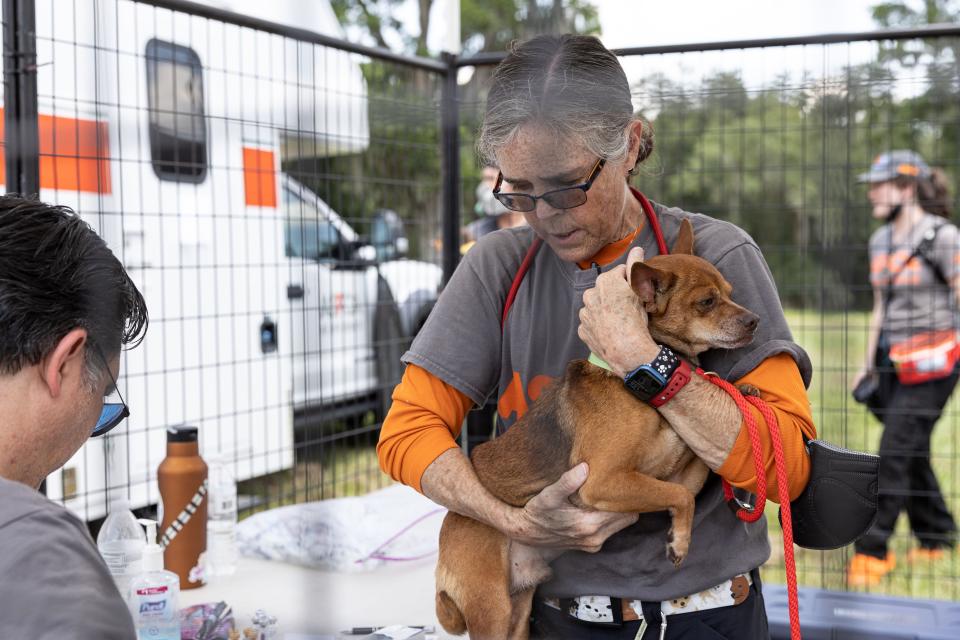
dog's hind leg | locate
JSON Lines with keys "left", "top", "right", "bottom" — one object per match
{"left": 437, "top": 513, "right": 517, "bottom": 639}
{"left": 578, "top": 470, "right": 695, "bottom": 566}
{"left": 436, "top": 590, "right": 467, "bottom": 636}
{"left": 462, "top": 597, "right": 515, "bottom": 640}
{"left": 506, "top": 588, "right": 535, "bottom": 640}
{"left": 438, "top": 567, "right": 516, "bottom": 639}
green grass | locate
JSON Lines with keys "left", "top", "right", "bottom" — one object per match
{"left": 762, "top": 310, "right": 960, "bottom": 600}
{"left": 238, "top": 446, "right": 392, "bottom": 519}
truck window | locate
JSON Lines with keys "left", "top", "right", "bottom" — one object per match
{"left": 146, "top": 39, "right": 207, "bottom": 182}
{"left": 283, "top": 186, "right": 342, "bottom": 260}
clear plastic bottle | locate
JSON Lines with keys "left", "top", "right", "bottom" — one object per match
{"left": 97, "top": 498, "right": 146, "bottom": 598}
{"left": 206, "top": 454, "right": 238, "bottom": 577}
{"left": 129, "top": 519, "right": 181, "bottom": 640}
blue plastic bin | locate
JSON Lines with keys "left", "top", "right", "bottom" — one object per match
{"left": 764, "top": 585, "right": 960, "bottom": 639}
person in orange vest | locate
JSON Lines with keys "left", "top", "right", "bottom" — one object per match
{"left": 848, "top": 150, "right": 959, "bottom": 586}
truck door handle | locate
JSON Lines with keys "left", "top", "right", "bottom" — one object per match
{"left": 287, "top": 284, "right": 305, "bottom": 300}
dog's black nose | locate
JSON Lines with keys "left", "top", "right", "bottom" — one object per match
{"left": 739, "top": 313, "right": 759, "bottom": 332}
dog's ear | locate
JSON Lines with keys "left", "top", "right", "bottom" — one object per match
{"left": 630, "top": 262, "right": 677, "bottom": 312}
{"left": 671, "top": 219, "right": 695, "bottom": 255}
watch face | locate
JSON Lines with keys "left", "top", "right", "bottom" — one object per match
{"left": 625, "top": 366, "right": 667, "bottom": 399}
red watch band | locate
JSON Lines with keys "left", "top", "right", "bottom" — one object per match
{"left": 649, "top": 359, "right": 692, "bottom": 408}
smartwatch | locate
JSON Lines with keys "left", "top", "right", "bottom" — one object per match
{"left": 623, "top": 345, "right": 692, "bottom": 407}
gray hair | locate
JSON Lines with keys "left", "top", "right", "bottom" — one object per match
{"left": 477, "top": 34, "right": 653, "bottom": 171}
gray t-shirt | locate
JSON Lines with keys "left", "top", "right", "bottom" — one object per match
{"left": 869, "top": 213, "right": 960, "bottom": 344}
{"left": 0, "top": 475, "right": 136, "bottom": 639}
{"left": 405, "top": 199, "right": 812, "bottom": 600}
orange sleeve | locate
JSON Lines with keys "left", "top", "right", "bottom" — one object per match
{"left": 376, "top": 364, "right": 475, "bottom": 493}
{"left": 716, "top": 353, "right": 816, "bottom": 502}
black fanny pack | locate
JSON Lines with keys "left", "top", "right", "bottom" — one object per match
{"left": 778, "top": 439, "right": 879, "bottom": 550}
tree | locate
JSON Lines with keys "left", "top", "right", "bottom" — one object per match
{"left": 871, "top": 0, "right": 960, "bottom": 69}
{"left": 314, "top": 0, "right": 602, "bottom": 258}
{"left": 330, "top": 0, "right": 422, "bottom": 53}
{"left": 332, "top": 0, "right": 600, "bottom": 57}
{"left": 461, "top": 0, "right": 600, "bottom": 55}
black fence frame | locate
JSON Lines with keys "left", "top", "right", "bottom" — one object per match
{"left": 6, "top": 0, "right": 960, "bottom": 284}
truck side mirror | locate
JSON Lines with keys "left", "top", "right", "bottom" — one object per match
{"left": 370, "top": 209, "right": 407, "bottom": 260}
{"left": 355, "top": 244, "right": 377, "bottom": 262}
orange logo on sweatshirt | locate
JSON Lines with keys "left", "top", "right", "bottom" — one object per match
{"left": 497, "top": 371, "right": 555, "bottom": 425}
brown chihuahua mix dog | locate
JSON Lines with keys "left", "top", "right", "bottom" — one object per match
{"left": 434, "top": 220, "right": 760, "bottom": 639}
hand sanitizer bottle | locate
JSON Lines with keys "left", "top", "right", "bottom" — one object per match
{"left": 129, "top": 518, "right": 181, "bottom": 640}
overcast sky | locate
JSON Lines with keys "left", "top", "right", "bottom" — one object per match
{"left": 212, "top": 0, "right": 897, "bottom": 90}
{"left": 596, "top": 0, "right": 878, "bottom": 50}
{"left": 416, "top": 0, "right": 881, "bottom": 53}
{"left": 413, "top": 0, "right": 890, "bottom": 90}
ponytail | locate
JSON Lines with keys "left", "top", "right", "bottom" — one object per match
{"left": 918, "top": 168, "right": 952, "bottom": 218}
{"left": 627, "top": 118, "right": 655, "bottom": 179}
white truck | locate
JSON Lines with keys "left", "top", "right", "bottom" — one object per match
{"left": 2, "top": 0, "right": 441, "bottom": 520}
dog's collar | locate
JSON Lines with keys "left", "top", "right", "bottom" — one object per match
{"left": 588, "top": 352, "right": 614, "bottom": 372}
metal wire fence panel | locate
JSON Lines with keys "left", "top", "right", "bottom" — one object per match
{"left": 8, "top": 0, "right": 960, "bottom": 607}
{"left": 621, "top": 38, "right": 960, "bottom": 599}
{"left": 456, "top": 32, "right": 960, "bottom": 599}
{"left": 2, "top": 0, "right": 444, "bottom": 524}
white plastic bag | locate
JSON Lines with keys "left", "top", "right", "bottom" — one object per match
{"left": 236, "top": 484, "right": 445, "bottom": 572}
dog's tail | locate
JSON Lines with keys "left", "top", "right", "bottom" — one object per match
{"left": 436, "top": 590, "right": 467, "bottom": 635}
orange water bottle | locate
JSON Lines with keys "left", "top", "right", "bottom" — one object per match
{"left": 157, "top": 425, "right": 207, "bottom": 589}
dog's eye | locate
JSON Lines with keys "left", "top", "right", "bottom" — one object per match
{"left": 699, "top": 297, "right": 716, "bottom": 309}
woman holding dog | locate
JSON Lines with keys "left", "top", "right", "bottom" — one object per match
{"left": 379, "top": 34, "right": 816, "bottom": 638}
{"left": 848, "top": 151, "right": 959, "bottom": 587}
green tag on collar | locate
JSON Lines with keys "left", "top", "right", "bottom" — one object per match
{"left": 588, "top": 352, "right": 613, "bottom": 372}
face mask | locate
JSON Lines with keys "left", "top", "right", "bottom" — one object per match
{"left": 885, "top": 203, "right": 903, "bottom": 223}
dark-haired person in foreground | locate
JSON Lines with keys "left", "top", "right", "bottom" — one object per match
{"left": 0, "top": 194, "right": 147, "bottom": 638}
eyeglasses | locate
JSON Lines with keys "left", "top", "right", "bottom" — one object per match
{"left": 493, "top": 158, "right": 606, "bottom": 213}
{"left": 90, "top": 346, "right": 130, "bottom": 438}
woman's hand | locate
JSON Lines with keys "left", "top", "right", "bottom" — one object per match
{"left": 506, "top": 463, "right": 637, "bottom": 552}
{"left": 579, "top": 247, "right": 659, "bottom": 377}
{"left": 851, "top": 366, "right": 870, "bottom": 392}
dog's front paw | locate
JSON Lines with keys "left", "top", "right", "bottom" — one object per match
{"left": 666, "top": 542, "right": 684, "bottom": 567}
{"left": 665, "top": 529, "right": 688, "bottom": 567}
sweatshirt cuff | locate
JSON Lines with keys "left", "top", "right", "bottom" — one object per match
{"left": 402, "top": 430, "right": 461, "bottom": 493}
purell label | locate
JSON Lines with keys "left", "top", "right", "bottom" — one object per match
{"left": 139, "top": 600, "right": 167, "bottom": 615}
{"left": 136, "top": 586, "right": 168, "bottom": 596}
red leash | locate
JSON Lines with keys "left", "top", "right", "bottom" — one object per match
{"left": 702, "top": 373, "right": 801, "bottom": 640}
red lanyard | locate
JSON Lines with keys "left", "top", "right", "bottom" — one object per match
{"left": 630, "top": 187, "right": 669, "bottom": 256}
{"left": 501, "top": 189, "right": 666, "bottom": 328}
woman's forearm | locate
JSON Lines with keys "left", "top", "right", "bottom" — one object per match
{"left": 654, "top": 374, "right": 742, "bottom": 469}
{"left": 420, "top": 448, "right": 521, "bottom": 535}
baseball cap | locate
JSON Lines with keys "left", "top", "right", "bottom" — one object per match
{"left": 858, "top": 150, "right": 931, "bottom": 183}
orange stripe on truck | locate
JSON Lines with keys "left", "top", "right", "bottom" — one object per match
{"left": 243, "top": 147, "right": 277, "bottom": 207}
{"left": 0, "top": 108, "right": 111, "bottom": 193}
